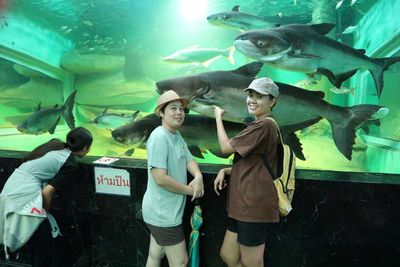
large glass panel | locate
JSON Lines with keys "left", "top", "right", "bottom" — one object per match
{"left": 0, "top": 0, "right": 399, "bottom": 174}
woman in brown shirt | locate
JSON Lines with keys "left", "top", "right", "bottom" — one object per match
{"left": 213, "top": 77, "right": 280, "bottom": 267}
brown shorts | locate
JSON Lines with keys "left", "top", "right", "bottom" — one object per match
{"left": 146, "top": 223, "right": 185, "bottom": 246}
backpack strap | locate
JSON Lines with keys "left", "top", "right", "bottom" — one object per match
{"left": 262, "top": 153, "right": 277, "bottom": 180}
{"left": 261, "top": 117, "right": 282, "bottom": 180}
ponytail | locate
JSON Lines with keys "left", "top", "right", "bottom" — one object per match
{"left": 23, "top": 138, "right": 66, "bottom": 162}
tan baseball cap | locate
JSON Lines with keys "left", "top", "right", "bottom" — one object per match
{"left": 155, "top": 90, "right": 189, "bottom": 117}
{"left": 244, "top": 77, "right": 279, "bottom": 97}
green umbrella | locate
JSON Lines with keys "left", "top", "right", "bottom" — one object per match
{"left": 189, "top": 203, "right": 202, "bottom": 267}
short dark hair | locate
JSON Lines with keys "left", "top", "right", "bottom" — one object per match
{"left": 269, "top": 95, "right": 277, "bottom": 110}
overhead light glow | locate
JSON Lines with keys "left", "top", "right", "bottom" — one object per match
{"left": 180, "top": 0, "right": 208, "bottom": 22}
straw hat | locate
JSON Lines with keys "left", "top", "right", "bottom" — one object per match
{"left": 244, "top": 77, "right": 279, "bottom": 97}
{"left": 155, "top": 90, "right": 189, "bottom": 117}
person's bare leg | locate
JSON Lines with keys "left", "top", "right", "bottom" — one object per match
{"left": 164, "top": 240, "right": 188, "bottom": 267}
{"left": 239, "top": 243, "right": 265, "bottom": 267}
{"left": 164, "top": 240, "right": 189, "bottom": 267}
{"left": 146, "top": 235, "right": 165, "bottom": 267}
{"left": 220, "top": 230, "right": 243, "bottom": 267}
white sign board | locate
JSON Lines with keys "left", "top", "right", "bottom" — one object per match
{"left": 93, "top": 157, "right": 119, "bottom": 165}
{"left": 94, "top": 166, "right": 131, "bottom": 196}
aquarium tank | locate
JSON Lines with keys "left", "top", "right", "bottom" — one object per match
{"left": 0, "top": 0, "right": 399, "bottom": 174}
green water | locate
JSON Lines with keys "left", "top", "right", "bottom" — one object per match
{"left": 0, "top": 0, "right": 399, "bottom": 174}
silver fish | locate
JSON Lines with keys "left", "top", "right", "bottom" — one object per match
{"left": 17, "top": 91, "right": 76, "bottom": 135}
{"left": 91, "top": 109, "right": 139, "bottom": 130}
{"left": 342, "top": 25, "right": 358, "bottom": 34}
{"left": 234, "top": 23, "right": 400, "bottom": 96}
{"left": 207, "top": 5, "right": 279, "bottom": 31}
{"left": 163, "top": 46, "right": 235, "bottom": 67}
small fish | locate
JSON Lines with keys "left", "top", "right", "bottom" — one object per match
{"left": 60, "top": 25, "right": 69, "bottom": 30}
{"left": 329, "top": 86, "right": 355, "bottom": 95}
{"left": 336, "top": 0, "right": 344, "bottom": 9}
{"left": 82, "top": 20, "right": 93, "bottom": 26}
{"left": 0, "top": 15, "right": 7, "bottom": 28}
{"left": 342, "top": 25, "right": 358, "bottom": 34}
{"left": 62, "top": 28, "right": 72, "bottom": 34}
{"left": 163, "top": 46, "right": 235, "bottom": 67}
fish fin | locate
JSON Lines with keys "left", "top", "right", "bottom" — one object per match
{"left": 279, "top": 117, "right": 323, "bottom": 133}
{"left": 36, "top": 102, "right": 42, "bottom": 111}
{"left": 209, "top": 149, "right": 229, "bottom": 158}
{"left": 132, "top": 110, "right": 140, "bottom": 121}
{"left": 232, "top": 62, "right": 263, "bottom": 77}
{"left": 282, "top": 132, "right": 305, "bottom": 160}
{"left": 359, "top": 118, "right": 381, "bottom": 134}
{"left": 49, "top": 117, "right": 61, "bottom": 134}
{"left": 63, "top": 90, "right": 77, "bottom": 130}
{"left": 334, "top": 69, "right": 358, "bottom": 89}
{"left": 188, "top": 146, "right": 204, "bottom": 158}
{"left": 202, "top": 57, "right": 220, "bottom": 67}
{"left": 232, "top": 5, "right": 240, "bottom": 12}
{"left": 330, "top": 104, "right": 382, "bottom": 160}
{"left": 371, "top": 56, "right": 400, "bottom": 96}
{"left": 124, "top": 148, "right": 135, "bottom": 156}
{"left": 224, "top": 46, "right": 235, "bottom": 65}
{"left": 309, "top": 23, "right": 336, "bottom": 35}
{"left": 102, "top": 107, "right": 109, "bottom": 115}
{"left": 316, "top": 68, "right": 343, "bottom": 88}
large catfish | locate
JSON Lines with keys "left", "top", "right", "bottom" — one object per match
{"left": 111, "top": 113, "right": 247, "bottom": 159}
{"left": 234, "top": 23, "right": 400, "bottom": 96}
{"left": 156, "top": 62, "right": 383, "bottom": 160}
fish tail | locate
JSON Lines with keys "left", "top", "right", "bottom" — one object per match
{"left": 370, "top": 56, "right": 400, "bottom": 97}
{"left": 224, "top": 46, "right": 235, "bottom": 65}
{"left": 330, "top": 104, "right": 382, "bottom": 160}
{"left": 63, "top": 90, "right": 77, "bottom": 130}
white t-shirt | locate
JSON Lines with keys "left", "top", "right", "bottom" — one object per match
{"left": 142, "top": 126, "right": 193, "bottom": 227}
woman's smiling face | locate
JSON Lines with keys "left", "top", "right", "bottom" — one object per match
{"left": 160, "top": 100, "right": 186, "bottom": 132}
{"left": 246, "top": 90, "right": 275, "bottom": 119}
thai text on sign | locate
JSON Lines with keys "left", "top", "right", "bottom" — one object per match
{"left": 94, "top": 167, "right": 130, "bottom": 196}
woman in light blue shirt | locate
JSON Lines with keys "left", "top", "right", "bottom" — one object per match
{"left": 142, "top": 90, "right": 204, "bottom": 267}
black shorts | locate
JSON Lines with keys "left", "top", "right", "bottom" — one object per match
{"left": 146, "top": 223, "right": 185, "bottom": 246}
{"left": 227, "top": 217, "right": 274, "bottom": 246}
